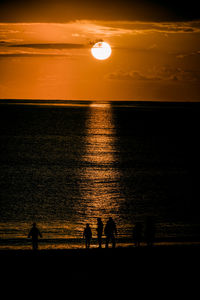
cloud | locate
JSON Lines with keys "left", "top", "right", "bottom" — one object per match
{"left": 106, "top": 70, "right": 161, "bottom": 81}
{"left": 155, "top": 66, "right": 200, "bottom": 81}
{"left": 106, "top": 67, "right": 200, "bottom": 82}
{"left": 8, "top": 43, "right": 86, "bottom": 49}
{"left": 1, "top": 21, "right": 200, "bottom": 52}
{"left": 94, "top": 20, "right": 200, "bottom": 35}
{"left": 0, "top": 53, "right": 69, "bottom": 57}
{"left": 176, "top": 50, "right": 200, "bottom": 59}
{"left": 88, "top": 39, "right": 103, "bottom": 46}
{"left": 0, "top": 41, "right": 88, "bottom": 56}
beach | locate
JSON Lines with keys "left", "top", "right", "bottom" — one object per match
{"left": 1, "top": 245, "right": 200, "bottom": 285}
{"left": 1, "top": 245, "right": 199, "bottom": 299}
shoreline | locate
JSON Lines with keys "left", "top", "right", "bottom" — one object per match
{"left": 1, "top": 237, "right": 200, "bottom": 250}
{"left": 1, "top": 242, "right": 200, "bottom": 258}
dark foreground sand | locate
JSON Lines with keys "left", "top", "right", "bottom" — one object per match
{"left": 1, "top": 245, "right": 200, "bottom": 290}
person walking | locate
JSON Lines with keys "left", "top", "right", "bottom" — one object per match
{"left": 28, "top": 222, "right": 42, "bottom": 250}
{"left": 83, "top": 223, "right": 92, "bottom": 249}
{"left": 104, "top": 217, "right": 117, "bottom": 248}
{"left": 96, "top": 218, "right": 103, "bottom": 248}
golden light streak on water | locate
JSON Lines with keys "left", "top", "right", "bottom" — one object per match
{"left": 78, "top": 102, "right": 122, "bottom": 231}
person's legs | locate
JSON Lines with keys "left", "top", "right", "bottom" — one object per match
{"left": 105, "top": 236, "right": 110, "bottom": 248}
{"left": 111, "top": 235, "right": 116, "bottom": 248}
{"left": 98, "top": 235, "right": 102, "bottom": 248}
{"left": 32, "top": 239, "right": 38, "bottom": 250}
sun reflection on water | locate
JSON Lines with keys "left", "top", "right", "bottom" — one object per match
{"left": 78, "top": 102, "right": 122, "bottom": 231}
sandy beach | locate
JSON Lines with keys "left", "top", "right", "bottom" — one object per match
{"left": 1, "top": 245, "right": 199, "bottom": 286}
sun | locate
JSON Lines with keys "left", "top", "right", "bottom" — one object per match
{"left": 91, "top": 42, "right": 112, "bottom": 60}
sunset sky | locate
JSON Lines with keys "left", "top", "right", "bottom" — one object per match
{"left": 0, "top": 0, "right": 200, "bottom": 101}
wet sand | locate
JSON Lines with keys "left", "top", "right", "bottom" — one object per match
{"left": 1, "top": 245, "right": 199, "bottom": 288}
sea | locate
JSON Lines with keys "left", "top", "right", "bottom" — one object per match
{"left": 0, "top": 100, "right": 200, "bottom": 249}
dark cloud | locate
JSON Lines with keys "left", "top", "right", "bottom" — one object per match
{"left": 8, "top": 43, "right": 86, "bottom": 49}
{"left": 106, "top": 70, "right": 161, "bottom": 81}
{"left": 0, "top": 42, "right": 87, "bottom": 56}
{"left": 176, "top": 50, "right": 200, "bottom": 59}
{"left": 106, "top": 67, "right": 200, "bottom": 82}
{"left": 0, "top": 53, "right": 69, "bottom": 57}
{"left": 88, "top": 39, "right": 103, "bottom": 46}
{"left": 157, "top": 66, "right": 200, "bottom": 82}
{"left": 97, "top": 20, "right": 200, "bottom": 34}
{"left": 0, "top": 0, "right": 200, "bottom": 22}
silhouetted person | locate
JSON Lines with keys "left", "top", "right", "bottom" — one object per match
{"left": 96, "top": 218, "right": 103, "bottom": 248}
{"left": 144, "top": 216, "right": 155, "bottom": 247}
{"left": 133, "top": 222, "right": 143, "bottom": 247}
{"left": 83, "top": 223, "right": 92, "bottom": 249}
{"left": 28, "top": 222, "right": 42, "bottom": 251}
{"left": 104, "top": 217, "right": 117, "bottom": 248}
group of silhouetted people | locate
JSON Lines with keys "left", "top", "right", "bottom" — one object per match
{"left": 27, "top": 216, "right": 155, "bottom": 250}
{"left": 83, "top": 217, "right": 117, "bottom": 249}
{"left": 27, "top": 217, "right": 117, "bottom": 250}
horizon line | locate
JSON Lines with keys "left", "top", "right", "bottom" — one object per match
{"left": 0, "top": 98, "right": 200, "bottom": 103}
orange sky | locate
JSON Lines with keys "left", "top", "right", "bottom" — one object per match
{"left": 0, "top": 20, "right": 200, "bottom": 101}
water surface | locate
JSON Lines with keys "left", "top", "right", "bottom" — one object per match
{"left": 0, "top": 100, "right": 199, "bottom": 249}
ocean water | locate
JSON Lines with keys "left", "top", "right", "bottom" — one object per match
{"left": 0, "top": 100, "right": 200, "bottom": 249}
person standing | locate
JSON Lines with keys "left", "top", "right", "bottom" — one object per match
{"left": 104, "top": 217, "right": 117, "bottom": 248}
{"left": 28, "top": 222, "right": 42, "bottom": 251}
{"left": 83, "top": 223, "right": 92, "bottom": 249}
{"left": 96, "top": 218, "right": 103, "bottom": 248}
